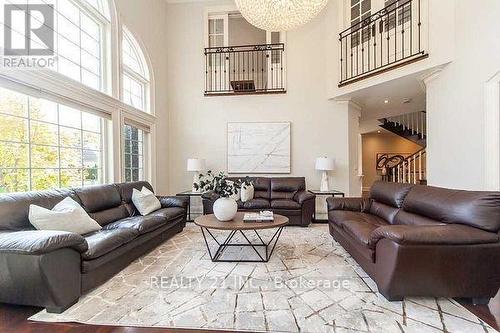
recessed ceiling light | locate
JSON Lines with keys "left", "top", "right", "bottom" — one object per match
{"left": 384, "top": 100, "right": 389, "bottom": 104}
{"left": 377, "top": 130, "right": 381, "bottom": 133}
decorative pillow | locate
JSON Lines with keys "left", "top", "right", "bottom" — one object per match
{"left": 241, "top": 183, "right": 255, "bottom": 203}
{"left": 29, "top": 197, "right": 102, "bottom": 235}
{"left": 132, "top": 187, "right": 161, "bottom": 216}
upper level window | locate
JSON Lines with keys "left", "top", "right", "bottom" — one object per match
{"left": 121, "top": 27, "right": 150, "bottom": 112}
{"left": 350, "top": 0, "right": 371, "bottom": 47}
{"left": 2, "top": 0, "right": 110, "bottom": 92}
{"left": 0, "top": 87, "right": 105, "bottom": 193}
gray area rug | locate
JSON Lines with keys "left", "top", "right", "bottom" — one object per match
{"left": 30, "top": 224, "right": 496, "bottom": 333}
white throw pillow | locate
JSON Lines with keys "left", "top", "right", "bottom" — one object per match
{"left": 29, "top": 197, "right": 102, "bottom": 235}
{"left": 240, "top": 183, "right": 254, "bottom": 203}
{"left": 132, "top": 187, "right": 161, "bottom": 216}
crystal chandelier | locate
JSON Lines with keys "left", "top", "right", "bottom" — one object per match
{"left": 235, "top": 0, "right": 329, "bottom": 32}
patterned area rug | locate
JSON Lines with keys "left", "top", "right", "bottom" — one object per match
{"left": 30, "top": 224, "right": 496, "bottom": 333}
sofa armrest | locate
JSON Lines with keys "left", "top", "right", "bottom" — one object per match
{"left": 157, "top": 195, "right": 189, "bottom": 210}
{"left": 327, "top": 197, "right": 370, "bottom": 212}
{"left": 0, "top": 230, "right": 88, "bottom": 255}
{"left": 370, "top": 224, "right": 499, "bottom": 248}
{"left": 294, "top": 191, "right": 315, "bottom": 204}
{"left": 201, "top": 191, "right": 220, "bottom": 202}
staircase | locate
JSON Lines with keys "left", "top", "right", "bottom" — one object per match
{"left": 379, "top": 111, "right": 427, "bottom": 185}
{"left": 379, "top": 111, "right": 426, "bottom": 147}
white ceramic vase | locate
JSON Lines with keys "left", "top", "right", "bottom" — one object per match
{"left": 213, "top": 197, "right": 238, "bottom": 221}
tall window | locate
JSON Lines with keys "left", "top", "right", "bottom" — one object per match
{"left": 2, "top": 0, "right": 110, "bottom": 91}
{"left": 123, "top": 124, "right": 145, "bottom": 182}
{"left": 121, "top": 28, "right": 150, "bottom": 112}
{"left": 0, "top": 87, "right": 104, "bottom": 193}
{"left": 350, "top": 0, "right": 371, "bottom": 47}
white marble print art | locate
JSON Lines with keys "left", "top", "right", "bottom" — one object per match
{"left": 227, "top": 122, "right": 291, "bottom": 173}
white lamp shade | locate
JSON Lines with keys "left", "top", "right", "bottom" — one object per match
{"left": 315, "top": 157, "right": 335, "bottom": 171}
{"left": 187, "top": 158, "right": 206, "bottom": 172}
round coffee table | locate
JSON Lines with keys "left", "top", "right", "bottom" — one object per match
{"left": 194, "top": 212, "right": 289, "bottom": 262}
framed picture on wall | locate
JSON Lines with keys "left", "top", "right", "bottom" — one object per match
{"left": 227, "top": 122, "right": 291, "bottom": 173}
{"left": 376, "top": 153, "right": 411, "bottom": 170}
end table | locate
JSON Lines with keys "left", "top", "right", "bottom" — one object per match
{"left": 308, "top": 189, "right": 345, "bottom": 223}
{"left": 176, "top": 191, "right": 202, "bottom": 222}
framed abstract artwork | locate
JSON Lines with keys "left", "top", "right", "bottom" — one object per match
{"left": 227, "top": 122, "right": 291, "bottom": 174}
{"left": 376, "top": 153, "right": 411, "bottom": 170}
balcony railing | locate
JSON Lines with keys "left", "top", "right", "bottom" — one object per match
{"left": 204, "top": 43, "right": 286, "bottom": 96}
{"left": 339, "top": 0, "right": 427, "bottom": 87}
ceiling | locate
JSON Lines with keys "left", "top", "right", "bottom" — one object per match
{"left": 349, "top": 74, "right": 426, "bottom": 121}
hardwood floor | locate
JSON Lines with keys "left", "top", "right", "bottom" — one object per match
{"left": 1, "top": 292, "right": 498, "bottom": 333}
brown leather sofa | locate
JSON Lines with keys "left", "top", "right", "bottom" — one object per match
{"left": 202, "top": 177, "right": 315, "bottom": 226}
{"left": 0, "top": 181, "right": 187, "bottom": 313}
{"left": 328, "top": 181, "right": 500, "bottom": 304}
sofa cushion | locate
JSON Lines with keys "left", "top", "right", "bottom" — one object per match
{"left": 149, "top": 207, "right": 185, "bottom": 220}
{"left": 74, "top": 185, "right": 129, "bottom": 226}
{"left": 329, "top": 211, "right": 388, "bottom": 229}
{"left": 394, "top": 210, "right": 446, "bottom": 227}
{"left": 82, "top": 229, "right": 138, "bottom": 260}
{"left": 271, "top": 199, "right": 301, "bottom": 209}
{"left": 0, "top": 189, "right": 77, "bottom": 231}
{"left": 342, "top": 221, "right": 380, "bottom": 246}
{"left": 368, "top": 201, "right": 400, "bottom": 224}
{"left": 253, "top": 178, "right": 271, "bottom": 199}
{"left": 370, "top": 181, "right": 413, "bottom": 208}
{"left": 103, "top": 215, "right": 165, "bottom": 234}
{"left": 271, "top": 177, "right": 305, "bottom": 200}
{"left": 243, "top": 198, "right": 270, "bottom": 209}
{"left": 402, "top": 185, "right": 500, "bottom": 232}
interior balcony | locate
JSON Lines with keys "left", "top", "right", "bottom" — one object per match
{"left": 339, "top": 0, "right": 428, "bottom": 87}
{"left": 204, "top": 43, "right": 286, "bottom": 96}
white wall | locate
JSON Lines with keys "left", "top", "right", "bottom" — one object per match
{"left": 426, "top": 0, "right": 500, "bottom": 190}
{"left": 114, "top": 0, "right": 171, "bottom": 194}
{"left": 164, "top": 0, "right": 361, "bottom": 195}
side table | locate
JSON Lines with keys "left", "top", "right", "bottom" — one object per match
{"left": 308, "top": 190, "right": 345, "bottom": 223}
{"left": 176, "top": 191, "right": 202, "bottom": 222}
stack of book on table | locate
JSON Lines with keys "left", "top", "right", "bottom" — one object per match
{"left": 243, "top": 211, "right": 274, "bottom": 222}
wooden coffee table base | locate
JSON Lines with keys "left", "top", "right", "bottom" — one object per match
{"left": 200, "top": 226, "right": 285, "bottom": 262}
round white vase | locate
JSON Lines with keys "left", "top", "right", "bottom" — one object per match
{"left": 213, "top": 197, "right": 238, "bottom": 221}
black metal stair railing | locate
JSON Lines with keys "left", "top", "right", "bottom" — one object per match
{"left": 204, "top": 43, "right": 286, "bottom": 96}
{"left": 339, "top": 0, "right": 427, "bottom": 87}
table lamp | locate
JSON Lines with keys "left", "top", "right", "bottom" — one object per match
{"left": 187, "top": 158, "right": 206, "bottom": 192}
{"left": 315, "top": 157, "right": 335, "bottom": 192}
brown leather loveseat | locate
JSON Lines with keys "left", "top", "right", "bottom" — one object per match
{"left": 202, "top": 177, "right": 315, "bottom": 226}
{"left": 0, "top": 181, "right": 187, "bottom": 313}
{"left": 328, "top": 181, "right": 500, "bottom": 304}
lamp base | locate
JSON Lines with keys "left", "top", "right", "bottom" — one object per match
{"left": 320, "top": 171, "right": 329, "bottom": 192}
{"left": 192, "top": 173, "right": 200, "bottom": 193}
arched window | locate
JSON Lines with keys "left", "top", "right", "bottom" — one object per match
{"left": 121, "top": 27, "right": 150, "bottom": 112}
{"left": 52, "top": 0, "right": 111, "bottom": 91}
